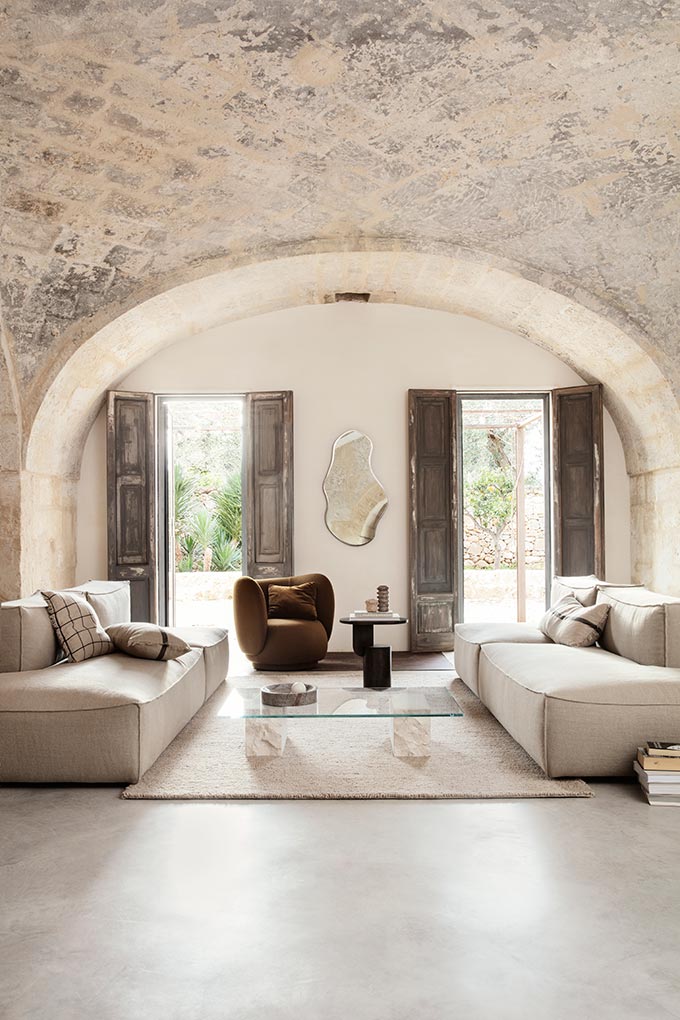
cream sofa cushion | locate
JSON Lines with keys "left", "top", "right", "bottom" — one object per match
{"left": 596, "top": 587, "right": 680, "bottom": 667}
{"left": 0, "top": 647, "right": 202, "bottom": 711}
{"left": 0, "top": 648, "right": 204, "bottom": 783}
{"left": 453, "top": 622, "right": 551, "bottom": 696}
{"left": 0, "top": 580, "right": 131, "bottom": 673}
{"left": 0, "top": 593, "right": 60, "bottom": 673}
{"left": 79, "top": 580, "right": 131, "bottom": 628}
{"left": 171, "top": 626, "right": 229, "bottom": 698}
{"left": 478, "top": 642, "right": 680, "bottom": 777}
{"left": 551, "top": 575, "right": 601, "bottom": 607}
{"left": 480, "top": 642, "right": 680, "bottom": 704}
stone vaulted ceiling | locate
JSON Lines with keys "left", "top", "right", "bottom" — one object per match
{"left": 1, "top": 0, "right": 679, "bottom": 417}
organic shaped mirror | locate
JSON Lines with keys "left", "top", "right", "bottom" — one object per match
{"left": 323, "top": 430, "right": 388, "bottom": 546}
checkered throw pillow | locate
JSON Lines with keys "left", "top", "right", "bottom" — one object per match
{"left": 42, "top": 590, "right": 114, "bottom": 663}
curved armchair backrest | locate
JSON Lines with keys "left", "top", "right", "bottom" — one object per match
{"left": 256, "top": 573, "right": 335, "bottom": 639}
{"left": 232, "top": 576, "right": 268, "bottom": 656}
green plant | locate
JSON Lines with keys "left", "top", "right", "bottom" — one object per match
{"left": 215, "top": 471, "right": 242, "bottom": 544}
{"left": 465, "top": 469, "right": 515, "bottom": 569}
{"left": 177, "top": 554, "right": 195, "bottom": 573}
{"left": 189, "top": 508, "right": 216, "bottom": 571}
{"left": 211, "top": 528, "right": 242, "bottom": 571}
{"left": 179, "top": 531, "right": 200, "bottom": 565}
{"left": 174, "top": 464, "right": 195, "bottom": 537}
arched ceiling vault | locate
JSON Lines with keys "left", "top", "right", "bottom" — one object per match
{"left": 25, "top": 249, "right": 680, "bottom": 484}
{"left": 1, "top": 0, "right": 679, "bottom": 433}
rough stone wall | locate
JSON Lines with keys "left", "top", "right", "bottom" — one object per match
{"left": 464, "top": 491, "right": 545, "bottom": 569}
{"left": 0, "top": 325, "right": 21, "bottom": 600}
{"left": 1, "top": 1, "right": 679, "bottom": 596}
{"left": 2, "top": 1, "right": 679, "bottom": 420}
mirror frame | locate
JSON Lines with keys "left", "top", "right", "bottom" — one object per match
{"left": 322, "top": 429, "right": 388, "bottom": 546}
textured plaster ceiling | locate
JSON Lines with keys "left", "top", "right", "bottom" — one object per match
{"left": 1, "top": 0, "right": 679, "bottom": 411}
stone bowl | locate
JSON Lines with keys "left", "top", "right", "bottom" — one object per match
{"left": 260, "top": 683, "right": 317, "bottom": 707}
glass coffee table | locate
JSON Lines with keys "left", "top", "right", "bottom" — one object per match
{"left": 221, "top": 685, "right": 463, "bottom": 759}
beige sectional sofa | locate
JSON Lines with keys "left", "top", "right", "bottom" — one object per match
{"left": 454, "top": 578, "right": 680, "bottom": 778}
{"left": 0, "top": 581, "right": 229, "bottom": 783}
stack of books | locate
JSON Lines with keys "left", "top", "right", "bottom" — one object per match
{"left": 633, "top": 742, "right": 680, "bottom": 806}
{"left": 348, "top": 610, "right": 402, "bottom": 620}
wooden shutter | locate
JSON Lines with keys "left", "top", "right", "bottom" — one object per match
{"left": 408, "top": 390, "right": 458, "bottom": 651}
{"left": 244, "top": 391, "right": 293, "bottom": 578}
{"left": 107, "top": 391, "right": 157, "bottom": 622}
{"left": 553, "top": 384, "right": 605, "bottom": 578}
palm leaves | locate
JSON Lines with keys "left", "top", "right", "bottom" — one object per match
{"left": 211, "top": 532, "right": 242, "bottom": 571}
{"left": 174, "top": 467, "right": 242, "bottom": 572}
{"left": 174, "top": 465, "right": 195, "bottom": 537}
{"left": 214, "top": 471, "right": 242, "bottom": 544}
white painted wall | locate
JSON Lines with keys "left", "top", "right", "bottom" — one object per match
{"left": 76, "top": 303, "right": 631, "bottom": 650}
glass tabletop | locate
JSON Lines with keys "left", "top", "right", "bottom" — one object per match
{"left": 220, "top": 686, "right": 463, "bottom": 720}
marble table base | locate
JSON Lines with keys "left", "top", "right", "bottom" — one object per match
{"left": 245, "top": 717, "right": 432, "bottom": 758}
{"left": 391, "top": 717, "right": 431, "bottom": 758}
{"left": 245, "top": 719, "right": 287, "bottom": 757}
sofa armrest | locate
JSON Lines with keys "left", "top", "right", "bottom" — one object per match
{"left": 233, "top": 576, "right": 268, "bottom": 656}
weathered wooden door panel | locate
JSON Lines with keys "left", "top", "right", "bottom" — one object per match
{"left": 244, "top": 392, "right": 294, "bottom": 578}
{"left": 107, "top": 391, "right": 156, "bottom": 622}
{"left": 409, "top": 390, "right": 458, "bottom": 651}
{"left": 553, "top": 384, "right": 604, "bottom": 578}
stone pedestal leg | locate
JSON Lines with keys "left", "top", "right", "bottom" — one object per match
{"left": 245, "top": 719, "right": 287, "bottom": 757}
{"left": 391, "top": 717, "right": 431, "bottom": 758}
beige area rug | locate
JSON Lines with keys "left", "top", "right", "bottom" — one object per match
{"left": 123, "top": 674, "right": 591, "bottom": 801}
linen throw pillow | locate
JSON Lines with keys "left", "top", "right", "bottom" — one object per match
{"left": 42, "top": 590, "right": 114, "bottom": 663}
{"left": 106, "top": 623, "right": 191, "bottom": 661}
{"left": 83, "top": 584, "right": 130, "bottom": 628}
{"left": 539, "top": 594, "right": 610, "bottom": 648}
{"left": 268, "top": 582, "right": 318, "bottom": 621}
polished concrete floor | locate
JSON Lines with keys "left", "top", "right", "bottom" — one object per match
{"left": 1, "top": 783, "right": 679, "bottom": 1019}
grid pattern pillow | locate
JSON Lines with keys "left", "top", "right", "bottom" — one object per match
{"left": 539, "top": 594, "right": 610, "bottom": 648}
{"left": 42, "top": 590, "right": 114, "bottom": 663}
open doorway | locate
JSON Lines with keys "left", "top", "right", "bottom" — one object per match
{"left": 459, "top": 394, "right": 551, "bottom": 624}
{"left": 160, "top": 397, "right": 244, "bottom": 630}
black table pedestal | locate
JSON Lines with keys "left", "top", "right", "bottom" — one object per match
{"left": 351, "top": 624, "right": 374, "bottom": 657}
{"left": 363, "top": 645, "right": 392, "bottom": 688}
{"left": 339, "top": 616, "right": 408, "bottom": 691}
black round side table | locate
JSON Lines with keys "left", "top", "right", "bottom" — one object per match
{"left": 339, "top": 616, "right": 408, "bottom": 688}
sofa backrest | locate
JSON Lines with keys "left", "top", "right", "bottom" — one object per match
{"left": 0, "top": 581, "right": 131, "bottom": 673}
{"left": 596, "top": 586, "right": 680, "bottom": 667}
{"left": 551, "top": 575, "right": 601, "bottom": 606}
{"left": 551, "top": 575, "right": 643, "bottom": 608}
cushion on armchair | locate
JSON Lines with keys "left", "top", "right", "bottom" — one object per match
{"left": 268, "top": 582, "right": 318, "bottom": 621}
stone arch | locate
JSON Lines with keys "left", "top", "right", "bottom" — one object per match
{"left": 18, "top": 249, "right": 680, "bottom": 596}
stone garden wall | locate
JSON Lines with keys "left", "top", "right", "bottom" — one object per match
{"left": 464, "top": 490, "right": 545, "bottom": 569}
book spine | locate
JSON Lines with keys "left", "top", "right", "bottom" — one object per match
{"left": 637, "top": 752, "right": 680, "bottom": 772}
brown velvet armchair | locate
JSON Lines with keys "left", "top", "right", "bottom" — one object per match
{"left": 233, "top": 573, "right": 335, "bottom": 670}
